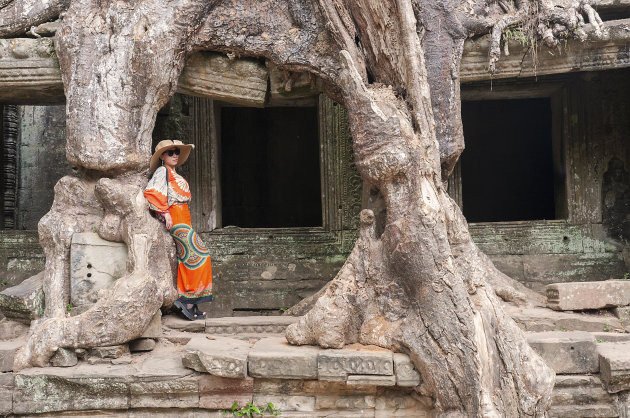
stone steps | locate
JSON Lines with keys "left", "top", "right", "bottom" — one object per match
{"left": 550, "top": 375, "right": 619, "bottom": 418}
{"left": 598, "top": 341, "right": 630, "bottom": 394}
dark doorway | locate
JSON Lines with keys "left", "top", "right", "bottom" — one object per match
{"left": 461, "top": 98, "right": 555, "bottom": 222}
{"left": 221, "top": 106, "right": 321, "bottom": 228}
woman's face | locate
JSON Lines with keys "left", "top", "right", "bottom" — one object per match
{"left": 160, "top": 147, "right": 180, "bottom": 168}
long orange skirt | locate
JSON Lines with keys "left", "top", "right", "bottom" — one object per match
{"left": 168, "top": 204, "right": 213, "bottom": 303}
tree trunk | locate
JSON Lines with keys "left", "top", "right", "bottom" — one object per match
{"left": 2, "top": 0, "right": 604, "bottom": 414}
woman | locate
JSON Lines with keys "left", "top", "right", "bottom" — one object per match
{"left": 144, "top": 139, "right": 213, "bottom": 320}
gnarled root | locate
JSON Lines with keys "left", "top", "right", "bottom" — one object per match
{"left": 14, "top": 174, "right": 176, "bottom": 370}
{"left": 0, "top": 0, "right": 69, "bottom": 37}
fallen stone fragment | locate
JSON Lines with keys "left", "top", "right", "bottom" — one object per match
{"left": 393, "top": 353, "right": 421, "bottom": 387}
{"left": 182, "top": 335, "right": 249, "bottom": 378}
{"left": 0, "top": 272, "right": 44, "bottom": 320}
{"left": 50, "top": 348, "right": 78, "bottom": 367}
{"left": 0, "top": 339, "right": 24, "bottom": 372}
{"left": 318, "top": 345, "right": 393, "bottom": 382}
{"left": 74, "top": 348, "right": 88, "bottom": 360}
{"left": 90, "top": 344, "right": 130, "bottom": 359}
{"left": 248, "top": 336, "right": 319, "bottom": 379}
{"left": 598, "top": 341, "right": 630, "bottom": 393}
{"left": 129, "top": 338, "right": 156, "bottom": 352}
{"left": 527, "top": 331, "right": 599, "bottom": 374}
{"left": 546, "top": 280, "right": 630, "bottom": 311}
{"left": 111, "top": 357, "right": 132, "bottom": 365}
{"left": 140, "top": 310, "right": 162, "bottom": 339}
{"left": 347, "top": 375, "right": 396, "bottom": 386}
{"left": 0, "top": 319, "right": 29, "bottom": 341}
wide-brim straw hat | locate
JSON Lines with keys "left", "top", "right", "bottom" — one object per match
{"left": 150, "top": 139, "right": 195, "bottom": 173}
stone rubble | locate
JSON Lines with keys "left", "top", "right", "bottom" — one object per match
{"left": 0, "top": 272, "right": 44, "bottom": 320}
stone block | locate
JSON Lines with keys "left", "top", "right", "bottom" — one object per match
{"left": 0, "top": 339, "right": 24, "bottom": 372}
{"left": 546, "top": 280, "right": 630, "bottom": 311}
{"left": 70, "top": 232, "right": 128, "bottom": 308}
{"left": 13, "top": 371, "right": 129, "bottom": 414}
{"left": 248, "top": 337, "right": 319, "bottom": 379}
{"left": 199, "top": 375, "right": 254, "bottom": 409}
{"left": 507, "top": 306, "right": 621, "bottom": 333}
{"left": 135, "top": 354, "right": 194, "bottom": 379}
{"left": 140, "top": 310, "right": 162, "bottom": 338}
{"left": 527, "top": 331, "right": 599, "bottom": 374}
{"left": 318, "top": 345, "right": 393, "bottom": 381}
{"left": 315, "top": 394, "right": 376, "bottom": 410}
{"left": 129, "top": 338, "right": 156, "bottom": 352}
{"left": 393, "top": 353, "right": 421, "bottom": 387}
{"left": 205, "top": 316, "right": 299, "bottom": 335}
{"left": 163, "top": 313, "right": 205, "bottom": 332}
{"left": 252, "top": 393, "right": 315, "bottom": 412}
{"left": 0, "top": 271, "right": 44, "bottom": 320}
{"left": 0, "top": 373, "right": 13, "bottom": 415}
{"left": 347, "top": 375, "right": 396, "bottom": 386}
{"left": 0, "top": 318, "right": 29, "bottom": 341}
{"left": 182, "top": 336, "right": 249, "bottom": 378}
{"left": 613, "top": 305, "right": 630, "bottom": 328}
{"left": 302, "top": 380, "right": 377, "bottom": 396}
{"left": 598, "top": 341, "right": 630, "bottom": 393}
{"left": 374, "top": 388, "right": 432, "bottom": 416}
{"left": 90, "top": 344, "right": 129, "bottom": 359}
{"left": 130, "top": 377, "right": 199, "bottom": 408}
{"left": 50, "top": 348, "right": 78, "bottom": 367}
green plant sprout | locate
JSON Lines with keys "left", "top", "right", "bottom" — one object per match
{"left": 224, "top": 401, "right": 281, "bottom": 417}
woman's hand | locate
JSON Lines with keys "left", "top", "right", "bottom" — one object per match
{"left": 164, "top": 212, "right": 173, "bottom": 229}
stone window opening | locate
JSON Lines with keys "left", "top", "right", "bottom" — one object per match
{"left": 452, "top": 80, "right": 567, "bottom": 223}
{"left": 218, "top": 103, "right": 322, "bottom": 229}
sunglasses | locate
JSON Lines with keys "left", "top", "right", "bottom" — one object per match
{"left": 163, "top": 148, "right": 180, "bottom": 157}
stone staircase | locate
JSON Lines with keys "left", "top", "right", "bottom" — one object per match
{"left": 1, "top": 278, "right": 630, "bottom": 416}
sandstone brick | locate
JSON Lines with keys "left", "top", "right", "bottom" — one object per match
{"left": 0, "top": 339, "right": 23, "bottom": 372}
{"left": 0, "top": 373, "right": 13, "bottom": 415}
{"left": 318, "top": 346, "right": 393, "bottom": 381}
{"left": 130, "top": 377, "right": 199, "bottom": 408}
{"left": 393, "top": 353, "right": 421, "bottom": 387}
{"left": 12, "top": 373, "right": 129, "bottom": 414}
{"left": 182, "top": 335, "right": 249, "bottom": 378}
{"left": 90, "top": 344, "right": 129, "bottom": 359}
{"left": 546, "top": 280, "right": 630, "bottom": 311}
{"left": 70, "top": 232, "right": 128, "bottom": 308}
{"left": 129, "top": 338, "right": 156, "bottom": 352}
{"left": 0, "top": 319, "right": 29, "bottom": 341}
{"left": 205, "top": 315, "right": 299, "bottom": 335}
{"left": 252, "top": 393, "right": 315, "bottom": 412}
{"left": 315, "top": 394, "right": 376, "bottom": 410}
{"left": 199, "top": 375, "right": 253, "bottom": 409}
{"left": 50, "top": 348, "right": 78, "bottom": 367}
{"left": 140, "top": 310, "right": 162, "bottom": 339}
{"left": 0, "top": 272, "right": 44, "bottom": 320}
{"left": 598, "top": 341, "right": 630, "bottom": 393}
{"left": 347, "top": 375, "right": 396, "bottom": 386}
{"left": 249, "top": 337, "right": 319, "bottom": 379}
{"left": 527, "top": 331, "right": 599, "bottom": 374}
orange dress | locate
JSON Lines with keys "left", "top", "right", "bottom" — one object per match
{"left": 144, "top": 166, "right": 213, "bottom": 303}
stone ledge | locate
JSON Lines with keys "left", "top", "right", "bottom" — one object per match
{"left": 527, "top": 331, "right": 599, "bottom": 374}
{"left": 598, "top": 341, "right": 630, "bottom": 393}
{"left": 546, "top": 280, "right": 630, "bottom": 311}
{"left": 205, "top": 315, "right": 299, "bottom": 335}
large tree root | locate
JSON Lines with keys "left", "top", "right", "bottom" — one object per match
{"left": 14, "top": 175, "right": 176, "bottom": 370}
{"left": 287, "top": 51, "right": 554, "bottom": 416}
{"left": 0, "top": 0, "right": 69, "bottom": 37}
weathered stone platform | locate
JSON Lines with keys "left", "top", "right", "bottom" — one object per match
{"left": 1, "top": 312, "right": 630, "bottom": 416}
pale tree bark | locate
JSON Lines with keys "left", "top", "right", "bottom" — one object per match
{"left": 0, "top": 0, "right": 604, "bottom": 414}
